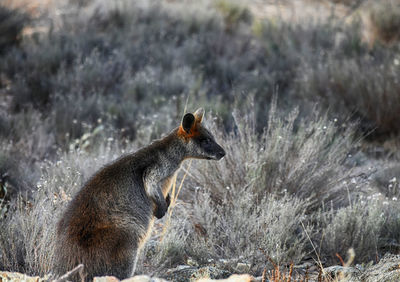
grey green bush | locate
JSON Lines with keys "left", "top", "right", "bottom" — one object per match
{"left": 1, "top": 0, "right": 400, "bottom": 279}
{"left": 369, "top": 1, "right": 400, "bottom": 44}
{"left": 1, "top": 105, "right": 399, "bottom": 276}
{"left": 0, "top": 1, "right": 30, "bottom": 55}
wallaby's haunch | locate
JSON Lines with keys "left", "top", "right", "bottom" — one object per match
{"left": 54, "top": 108, "right": 225, "bottom": 281}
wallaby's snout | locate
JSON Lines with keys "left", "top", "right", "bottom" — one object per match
{"left": 214, "top": 144, "right": 226, "bottom": 160}
{"left": 197, "top": 135, "right": 226, "bottom": 161}
{"left": 205, "top": 139, "right": 225, "bottom": 160}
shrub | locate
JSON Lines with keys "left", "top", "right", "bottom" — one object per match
{"left": 379, "top": 199, "right": 400, "bottom": 255}
{"left": 0, "top": 135, "right": 134, "bottom": 275}
{"left": 215, "top": 0, "right": 252, "bottom": 31}
{"left": 2, "top": 0, "right": 400, "bottom": 278}
{"left": 4, "top": 0, "right": 399, "bottom": 149}
{"left": 149, "top": 193, "right": 312, "bottom": 275}
{"left": 1, "top": 106, "right": 399, "bottom": 278}
{"left": 317, "top": 196, "right": 400, "bottom": 264}
{"left": 299, "top": 50, "right": 400, "bottom": 136}
{"left": 190, "top": 100, "right": 357, "bottom": 211}
{"left": 0, "top": 2, "right": 30, "bottom": 54}
{"left": 373, "top": 164, "right": 400, "bottom": 199}
{"left": 0, "top": 143, "right": 36, "bottom": 207}
{"left": 370, "top": 1, "right": 400, "bottom": 44}
{"left": 4, "top": 35, "right": 77, "bottom": 111}
{"left": 140, "top": 105, "right": 358, "bottom": 275}
{"left": 317, "top": 199, "right": 384, "bottom": 264}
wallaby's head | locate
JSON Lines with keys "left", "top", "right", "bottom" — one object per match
{"left": 178, "top": 108, "right": 226, "bottom": 160}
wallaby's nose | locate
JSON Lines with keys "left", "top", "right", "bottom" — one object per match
{"left": 216, "top": 148, "right": 226, "bottom": 160}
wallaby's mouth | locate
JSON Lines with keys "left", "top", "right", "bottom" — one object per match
{"left": 204, "top": 150, "right": 225, "bottom": 160}
{"left": 214, "top": 150, "right": 226, "bottom": 160}
{"left": 205, "top": 156, "right": 221, "bottom": 160}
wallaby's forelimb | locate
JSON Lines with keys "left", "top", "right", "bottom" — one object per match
{"left": 144, "top": 168, "right": 169, "bottom": 219}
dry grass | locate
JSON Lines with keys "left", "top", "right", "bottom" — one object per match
{"left": 1, "top": 106, "right": 400, "bottom": 277}
{"left": 1, "top": 0, "right": 400, "bottom": 280}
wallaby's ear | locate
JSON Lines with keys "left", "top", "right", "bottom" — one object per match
{"left": 181, "top": 113, "right": 195, "bottom": 133}
{"left": 193, "top": 108, "right": 204, "bottom": 123}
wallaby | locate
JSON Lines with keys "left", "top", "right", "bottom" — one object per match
{"left": 53, "top": 108, "right": 225, "bottom": 281}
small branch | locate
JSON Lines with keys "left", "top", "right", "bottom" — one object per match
{"left": 261, "top": 267, "right": 267, "bottom": 282}
{"left": 54, "top": 264, "right": 84, "bottom": 282}
{"left": 336, "top": 253, "right": 345, "bottom": 266}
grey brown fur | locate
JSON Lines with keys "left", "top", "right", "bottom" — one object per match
{"left": 53, "top": 109, "right": 225, "bottom": 281}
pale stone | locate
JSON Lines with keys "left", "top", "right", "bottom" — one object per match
{"left": 0, "top": 271, "right": 44, "bottom": 282}
{"left": 235, "top": 262, "right": 251, "bottom": 272}
{"left": 93, "top": 276, "right": 120, "bottom": 282}
{"left": 122, "top": 275, "right": 168, "bottom": 282}
{"left": 197, "top": 274, "right": 254, "bottom": 282}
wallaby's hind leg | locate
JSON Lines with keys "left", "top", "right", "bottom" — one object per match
{"left": 101, "top": 254, "right": 136, "bottom": 280}
{"left": 118, "top": 257, "right": 136, "bottom": 280}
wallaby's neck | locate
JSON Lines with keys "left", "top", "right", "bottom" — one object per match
{"left": 146, "top": 128, "right": 187, "bottom": 180}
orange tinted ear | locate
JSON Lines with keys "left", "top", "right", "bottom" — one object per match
{"left": 193, "top": 108, "right": 204, "bottom": 123}
{"left": 178, "top": 112, "right": 200, "bottom": 139}
{"left": 181, "top": 113, "right": 195, "bottom": 133}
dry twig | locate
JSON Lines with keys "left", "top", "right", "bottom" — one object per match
{"left": 53, "top": 264, "right": 84, "bottom": 282}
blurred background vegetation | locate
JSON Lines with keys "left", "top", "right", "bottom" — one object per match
{"left": 1, "top": 0, "right": 400, "bottom": 279}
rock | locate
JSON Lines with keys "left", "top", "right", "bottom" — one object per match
{"left": 293, "top": 262, "right": 314, "bottom": 269}
{"left": 123, "top": 275, "right": 168, "bottom": 282}
{"left": 218, "top": 259, "right": 229, "bottom": 265}
{"left": 323, "top": 254, "right": 400, "bottom": 282}
{"left": 175, "top": 265, "right": 192, "bottom": 271}
{"left": 361, "top": 254, "right": 400, "bottom": 282}
{"left": 94, "top": 276, "right": 120, "bottom": 282}
{"left": 163, "top": 265, "right": 231, "bottom": 282}
{"left": 323, "top": 265, "right": 362, "bottom": 281}
{"left": 235, "top": 263, "right": 251, "bottom": 273}
{"left": 94, "top": 275, "right": 168, "bottom": 282}
{"left": 197, "top": 274, "right": 254, "bottom": 282}
{"left": 0, "top": 271, "right": 47, "bottom": 282}
{"left": 187, "top": 257, "right": 199, "bottom": 267}
{"left": 192, "top": 267, "right": 231, "bottom": 280}
{"left": 163, "top": 265, "right": 198, "bottom": 281}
